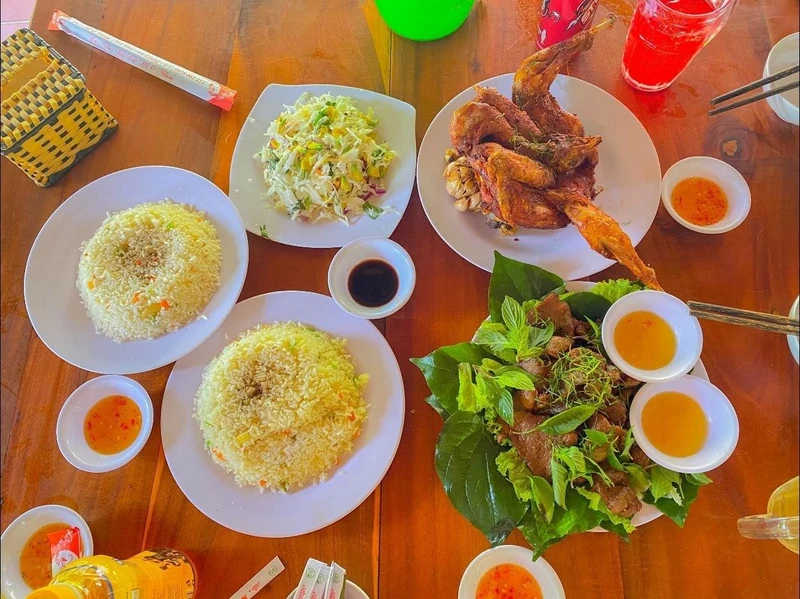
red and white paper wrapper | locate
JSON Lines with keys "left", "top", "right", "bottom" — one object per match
{"left": 229, "top": 556, "right": 285, "bottom": 599}
{"left": 48, "top": 9, "right": 237, "bottom": 110}
{"left": 47, "top": 526, "right": 82, "bottom": 577}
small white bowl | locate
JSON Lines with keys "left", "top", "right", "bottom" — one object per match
{"left": 602, "top": 290, "right": 703, "bottom": 383}
{"left": 763, "top": 33, "right": 799, "bottom": 126}
{"left": 328, "top": 236, "right": 416, "bottom": 319}
{"left": 57, "top": 375, "right": 154, "bottom": 473}
{"left": 630, "top": 375, "right": 739, "bottom": 473}
{"left": 661, "top": 156, "right": 751, "bottom": 234}
{"left": 788, "top": 296, "right": 799, "bottom": 364}
{"left": 287, "top": 580, "right": 369, "bottom": 599}
{"left": 459, "top": 545, "right": 565, "bottom": 599}
{"left": 0, "top": 504, "right": 94, "bottom": 599}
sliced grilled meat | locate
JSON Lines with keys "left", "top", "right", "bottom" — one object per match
{"left": 545, "top": 335, "right": 572, "bottom": 358}
{"left": 592, "top": 469, "right": 642, "bottom": 518}
{"left": 630, "top": 445, "right": 651, "bottom": 468}
{"left": 506, "top": 412, "right": 578, "bottom": 479}
{"left": 518, "top": 358, "right": 551, "bottom": 388}
{"left": 587, "top": 412, "right": 625, "bottom": 446}
{"left": 528, "top": 293, "right": 575, "bottom": 336}
{"left": 602, "top": 399, "right": 628, "bottom": 427}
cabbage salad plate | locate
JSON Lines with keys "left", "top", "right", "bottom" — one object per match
{"left": 162, "top": 291, "right": 405, "bottom": 537}
{"left": 417, "top": 74, "right": 661, "bottom": 280}
{"left": 24, "top": 166, "right": 248, "bottom": 375}
{"left": 230, "top": 84, "right": 416, "bottom": 248}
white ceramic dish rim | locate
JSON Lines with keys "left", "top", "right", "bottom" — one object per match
{"left": 56, "top": 375, "right": 154, "bottom": 473}
{"left": 23, "top": 165, "right": 249, "bottom": 375}
{"left": 601, "top": 290, "right": 703, "bottom": 383}
{"left": 458, "top": 545, "right": 565, "bottom": 599}
{"left": 416, "top": 73, "right": 661, "bottom": 278}
{"left": 660, "top": 156, "right": 751, "bottom": 234}
{"left": 229, "top": 83, "right": 417, "bottom": 248}
{"left": 327, "top": 237, "right": 416, "bottom": 319}
{"left": 788, "top": 296, "right": 799, "bottom": 364}
{"left": 629, "top": 375, "right": 739, "bottom": 473}
{"left": 0, "top": 504, "right": 94, "bottom": 599}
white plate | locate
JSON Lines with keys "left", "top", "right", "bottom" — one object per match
{"left": 474, "top": 281, "right": 709, "bottom": 530}
{"left": 788, "top": 296, "right": 799, "bottom": 364}
{"left": 1, "top": 504, "right": 93, "bottom": 599}
{"left": 458, "top": 545, "right": 565, "bottom": 599}
{"left": 161, "top": 291, "right": 405, "bottom": 537}
{"left": 24, "top": 166, "right": 249, "bottom": 375}
{"left": 230, "top": 84, "right": 417, "bottom": 247}
{"left": 417, "top": 74, "right": 661, "bottom": 278}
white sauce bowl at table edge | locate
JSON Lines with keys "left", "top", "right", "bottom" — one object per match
{"left": 601, "top": 290, "right": 703, "bottom": 383}
{"left": 328, "top": 236, "right": 416, "bottom": 319}
{"left": 0, "top": 504, "right": 94, "bottom": 599}
{"left": 661, "top": 156, "right": 751, "bottom": 234}
{"left": 458, "top": 545, "right": 565, "bottom": 599}
{"left": 764, "top": 32, "right": 799, "bottom": 126}
{"left": 788, "top": 296, "right": 799, "bottom": 364}
{"left": 56, "top": 375, "right": 154, "bottom": 473}
{"left": 629, "top": 375, "right": 739, "bottom": 473}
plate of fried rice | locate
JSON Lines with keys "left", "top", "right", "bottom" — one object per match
{"left": 161, "top": 291, "right": 405, "bottom": 537}
{"left": 24, "top": 166, "right": 248, "bottom": 374}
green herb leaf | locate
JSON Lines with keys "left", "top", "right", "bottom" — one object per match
{"left": 496, "top": 448, "right": 534, "bottom": 503}
{"left": 624, "top": 463, "right": 651, "bottom": 493}
{"left": 424, "top": 395, "right": 449, "bottom": 420}
{"left": 411, "top": 343, "right": 492, "bottom": 417}
{"left": 529, "top": 476, "right": 555, "bottom": 522}
{"left": 493, "top": 366, "right": 536, "bottom": 390}
{"left": 488, "top": 252, "right": 564, "bottom": 324}
{"left": 606, "top": 447, "right": 624, "bottom": 471}
{"left": 644, "top": 473, "right": 705, "bottom": 527}
{"left": 575, "top": 487, "right": 635, "bottom": 535}
{"left": 456, "top": 363, "right": 477, "bottom": 412}
{"left": 649, "top": 465, "right": 682, "bottom": 503}
{"left": 685, "top": 472, "right": 713, "bottom": 486}
{"left": 497, "top": 388, "right": 514, "bottom": 425}
{"left": 501, "top": 296, "right": 526, "bottom": 331}
{"left": 528, "top": 321, "right": 555, "bottom": 349}
{"left": 258, "top": 224, "right": 270, "bottom": 239}
{"left": 563, "top": 292, "right": 612, "bottom": 321}
{"left": 473, "top": 324, "right": 510, "bottom": 355}
{"left": 584, "top": 429, "right": 611, "bottom": 446}
{"left": 551, "top": 459, "right": 568, "bottom": 508}
{"left": 535, "top": 405, "right": 598, "bottom": 435}
{"left": 435, "top": 411, "right": 528, "bottom": 546}
{"left": 362, "top": 201, "right": 383, "bottom": 219}
{"left": 620, "top": 428, "right": 635, "bottom": 460}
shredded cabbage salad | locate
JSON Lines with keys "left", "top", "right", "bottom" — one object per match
{"left": 256, "top": 93, "right": 397, "bottom": 224}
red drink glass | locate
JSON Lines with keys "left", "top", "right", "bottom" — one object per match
{"left": 621, "top": 0, "right": 738, "bottom": 92}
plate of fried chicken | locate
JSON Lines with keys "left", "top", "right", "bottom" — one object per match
{"left": 417, "top": 15, "right": 663, "bottom": 285}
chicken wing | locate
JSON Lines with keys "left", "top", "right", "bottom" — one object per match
{"left": 512, "top": 14, "right": 617, "bottom": 136}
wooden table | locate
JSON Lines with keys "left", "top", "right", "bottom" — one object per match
{"left": 2, "top": 0, "right": 798, "bottom": 596}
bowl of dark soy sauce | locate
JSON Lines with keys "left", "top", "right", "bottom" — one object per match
{"left": 328, "top": 237, "right": 416, "bottom": 319}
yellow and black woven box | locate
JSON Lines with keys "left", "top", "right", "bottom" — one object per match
{"left": 1, "top": 29, "right": 118, "bottom": 187}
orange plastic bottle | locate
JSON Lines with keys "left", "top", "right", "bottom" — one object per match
{"left": 27, "top": 548, "right": 196, "bottom": 599}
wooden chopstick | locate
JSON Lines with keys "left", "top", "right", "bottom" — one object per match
{"left": 688, "top": 301, "right": 800, "bottom": 336}
{"left": 710, "top": 64, "right": 800, "bottom": 105}
{"left": 708, "top": 80, "right": 800, "bottom": 116}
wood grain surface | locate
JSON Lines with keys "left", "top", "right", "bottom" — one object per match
{"left": 1, "top": 0, "right": 798, "bottom": 597}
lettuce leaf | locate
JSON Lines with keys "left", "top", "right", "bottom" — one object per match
{"left": 590, "top": 279, "right": 645, "bottom": 304}
{"left": 496, "top": 448, "right": 534, "bottom": 503}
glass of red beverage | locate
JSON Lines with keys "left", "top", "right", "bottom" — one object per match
{"left": 621, "top": 0, "right": 738, "bottom": 92}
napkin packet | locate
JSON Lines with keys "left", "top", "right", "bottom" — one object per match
{"left": 0, "top": 28, "right": 117, "bottom": 187}
{"left": 296, "top": 558, "right": 347, "bottom": 599}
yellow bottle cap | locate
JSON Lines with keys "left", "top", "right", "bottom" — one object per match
{"left": 27, "top": 584, "right": 82, "bottom": 599}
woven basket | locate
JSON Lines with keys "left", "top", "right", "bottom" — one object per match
{"left": 1, "top": 29, "right": 118, "bottom": 187}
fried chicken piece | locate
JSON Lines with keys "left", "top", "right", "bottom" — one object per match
{"left": 450, "top": 101, "right": 602, "bottom": 174}
{"left": 535, "top": 187, "right": 662, "bottom": 290}
{"left": 469, "top": 144, "right": 569, "bottom": 230}
{"left": 512, "top": 14, "right": 617, "bottom": 136}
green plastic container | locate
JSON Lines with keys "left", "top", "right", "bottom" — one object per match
{"left": 375, "top": 0, "right": 476, "bottom": 41}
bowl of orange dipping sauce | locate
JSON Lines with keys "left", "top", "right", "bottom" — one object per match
{"left": 0, "top": 504, "right": 93, "bottom": 599}
{"left": 459, "top": 545, "right": 565, "bottom": 599}
{"left": 630, "top": 375, "right": 739, "bottom": 473}
{"left": 661, "top": 156, "right": 750, "bottom": 234}
{"left": 57, "top": 375, "right": 153, "bottom": 473}
{"left": 602, "top": 290, "right": 703, "bottom": 383}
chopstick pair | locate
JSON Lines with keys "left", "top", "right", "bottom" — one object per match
{"left": 688, "top": 301, "right": 800, "bottom": 336}
{"left": 708, "top": 64, "right": 799, "bottom": 116}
